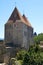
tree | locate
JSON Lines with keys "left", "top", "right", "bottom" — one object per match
{"left": 34, "top": 33, "right": 43, "bottom": 44}
{"left": 22, "top": 45, "right": 43, "bottom": 65}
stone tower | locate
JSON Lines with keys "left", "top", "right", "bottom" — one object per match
{"left": 5, "top": 7, "right": 33, "bottom": 50}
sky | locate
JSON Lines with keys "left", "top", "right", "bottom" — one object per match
{"left": 0, "top": 0, "right": 43, "bottom": 39}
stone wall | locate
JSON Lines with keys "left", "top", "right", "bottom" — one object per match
{"left": 4, "top": 52, "right": 10, "bottom": 65}
{"left": 5, "top": 22, "right": 13, "bottom": 44}
{"left": 22, "top": 23, "right": 33, "bottom": 50}
{"left": 13, "top": 20, "right": 23, "bottom": 47}
{"left": 13, "top": 20, "right": 33, "bottom": 50}
{"left": 5, "top": 20, "right": 33, "bottom": 50}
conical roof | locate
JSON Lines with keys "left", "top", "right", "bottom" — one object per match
{"left": 7, "top": 7, "right": 32, "bottom": 27}
{"left": 7, "top": 7, "right": 21, "bottom": 22}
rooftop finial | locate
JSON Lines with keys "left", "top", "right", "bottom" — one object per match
{"left": 15, "top": 1, "right": 16, "bottom": 7}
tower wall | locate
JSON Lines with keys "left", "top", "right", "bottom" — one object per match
{"left": 22, "top": 23, "right": 33, "bottom": 50}
{"left": 5, "top": 22, "right": 13, "bottom": 44}
{"left": 13, "top": 20, "right": 23, "bottom": 47}
{"left": 5, "top": 20, "right": 33, "bottom": 50}
{"left": 12, "top": 20, "right": 33, "bottom": 50}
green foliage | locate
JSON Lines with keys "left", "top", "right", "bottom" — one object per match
{"left": 16, "top": 45, "right": 43, "bottom": 65}
{"left": 34, "top": 33, "right": 43, "bottom": 44}
{"left": 22, "top": 45, "right": 43, "bottom": 65}
{"left": 23, "top": 52, "right": 43, "bottom": 65}
{"left": 16, "top": 50, "right": 27, "bottom": 60}
{"left": 10, "top": 58, "right": 22, "bottom": 65}
{"left": 29, "top": 44, "right": 40, "bottom": 53}
{"left": 10, "top": 58, "right": 16, "bottom": 65}
{"left": 9, "top": 44, "right": 43, "bottom": 65}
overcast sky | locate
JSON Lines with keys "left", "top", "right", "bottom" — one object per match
{"left": 0, "top": 0, "right": 43, "bottom": 39}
